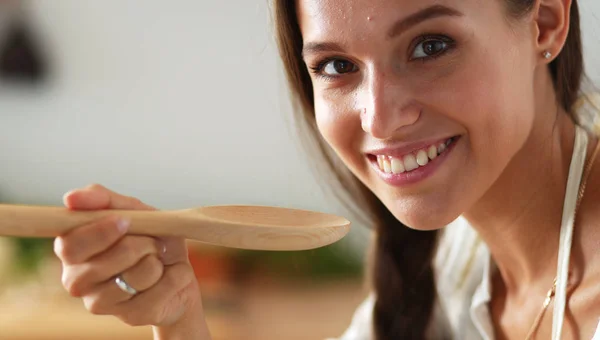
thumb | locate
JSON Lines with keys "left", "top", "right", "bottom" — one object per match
{"left": 63, "top": 184, "right": 155, "bottom": 211}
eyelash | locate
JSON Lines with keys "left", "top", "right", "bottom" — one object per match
{"left": 309, "top": 34, "right": 456, "bottom": 80}
{"left": 309, "top": 57, "right": 343, "bottom": 77}
{"left": 410, "top": 34, "right": 455, "bottom": 62}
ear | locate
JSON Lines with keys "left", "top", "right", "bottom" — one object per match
{"left": 533, "top": 0, "right": 571, "bottom": 63}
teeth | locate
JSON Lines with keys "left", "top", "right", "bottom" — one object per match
{"left": 428, "top": 145, "right": 437, "bottom": 160}
{"left": 403, "top": 154, "right": 419, "bottom": 171}
{"left": 391, "top": 158, "right": 405, "bottom": 174}
{"left": 375, "top": 138, "right": 455, "bottom": 174}
{"left": 382, "top": 158, "right": 391, "bottom": 173}
{"left": 416, "top": 150, "right": 429, "bottom": 166}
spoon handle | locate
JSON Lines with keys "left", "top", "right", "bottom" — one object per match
{"left": 0, "top": 204, "right": 350, "bottom": 251}
{"left": 0, "top": 204, "right": 176, "bottom": 238}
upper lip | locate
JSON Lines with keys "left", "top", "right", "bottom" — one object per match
{"left": 365, "top": 136, "right": 455, "bottom": 158}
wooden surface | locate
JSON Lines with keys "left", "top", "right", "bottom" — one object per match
{"left": 0, "top": 204, "right": 350, "bottom": 251}
{"left": 0, "top": 279, "right": 367, "bottom": 340}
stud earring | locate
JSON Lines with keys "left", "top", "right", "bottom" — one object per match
{"left": 543, "top": 51, "right": 552, "bottom": 59}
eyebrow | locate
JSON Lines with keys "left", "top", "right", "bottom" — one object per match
{"left": 387, "top": 5, "right": 463, "bottom": 38}
{"left": 302, "top": 42, "right": 344, "bottom": 57}
{"left": 301, "top": 5, "right": 463, "bottom": 57}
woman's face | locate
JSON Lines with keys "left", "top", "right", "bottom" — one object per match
{"left": 297, "top": 0, "right": 539, "bottom": 229}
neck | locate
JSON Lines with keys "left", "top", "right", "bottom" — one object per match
{"left": 463, "top": 84, "right": 578, "bottom": 292}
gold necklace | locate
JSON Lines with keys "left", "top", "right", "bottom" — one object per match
{"left": 524, "top": 136, "right": 600, "bottom": 340}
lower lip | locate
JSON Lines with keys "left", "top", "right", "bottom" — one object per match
{"left": 369, "top": 137, "right": 460, "bottom": 187}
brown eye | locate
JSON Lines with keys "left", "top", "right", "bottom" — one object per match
{"left": 423, "top": 41, "right": 445, "bottom": 55}
{"left": 322, "top": 59, "right": 357, "bottom": 76}
{"left": 411, "top": 37, "right": 451, "bottom": 59}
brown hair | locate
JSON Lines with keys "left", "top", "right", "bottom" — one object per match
{"left": 273, "top": 1, "right": 585, "bottom": 339}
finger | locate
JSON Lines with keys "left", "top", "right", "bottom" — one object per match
{"left": 54, "top": 215, "right": 129, "bottom": 265}
{"left": 116, "top": 263, "right": 198, "bottom": 326}
{"left": 116, "top": 254, "right": 165, "bottom": 295}
{"left": 82, "top": 255, "right": 164, "bottom": 313}
{"left": 63, "top": 184, "right": 155, "bottom": 211}
{"left": 64, "top": 236, "right": 161, "bottom": 295}
{"left": 157, "top": 236, "right": 189, "bottom": 266}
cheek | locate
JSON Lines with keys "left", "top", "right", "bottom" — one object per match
{"left": 427, "top": 47, "right": 534, "bottom": 174}
{"left": 314, "top": 98, "right": 343, "bottom": 149}
{"left": 314, "top": 95, "right": 366, "bottom": 170}
{"left": 470, "top": 60, "right": 535, "bottom": 172}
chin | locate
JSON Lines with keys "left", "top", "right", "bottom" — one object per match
{"left": 382, "top": 197, "right": 460, "bottom": 231}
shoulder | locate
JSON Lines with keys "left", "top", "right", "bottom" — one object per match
{"left": 573, "top": 92, "right": 600, "bottom": 136}
{"left": 434, "top": 216, "right": 486, "bottom": 288}
{"left": 432, "top": 217, "right": 490, "bottom": 335}
{"left": 593, "top": 320, "right": 600, "bottom": 340}
{"left": 326, "top": 293, "right": 375, "bottom": 340}
{"left": 330, "top": 217, "right": 489, "bottom": 340}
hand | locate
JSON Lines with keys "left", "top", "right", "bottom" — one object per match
{"left": 53, "top": 184, "right": 202, "bottom": 329}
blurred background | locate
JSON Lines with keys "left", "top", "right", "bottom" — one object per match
{"left": 0, "top": 1, "right": 598, "bottom": 339}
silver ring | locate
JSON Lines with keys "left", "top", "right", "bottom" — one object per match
{"left": 115, "top": 275, "right": 138, "bottom": 296}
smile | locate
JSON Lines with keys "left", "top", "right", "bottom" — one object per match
{"left": 367, "top": 136, "right": 460, "bottom": 186}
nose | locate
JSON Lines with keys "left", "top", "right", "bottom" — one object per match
{"left": 360, "top": 69, "right": 420, "bottom": 139}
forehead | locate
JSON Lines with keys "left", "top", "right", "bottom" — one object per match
{"left": 297, "top": 0, "right": 482, "bottom": 40}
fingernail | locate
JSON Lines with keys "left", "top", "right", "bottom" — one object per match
{"left": 116, "top": 218, "right": 130, "bottom": 233}
{"left": 62, "top": 190, "right": 74, "bottom": 200}
{"left": 159, "top": 242, "right": 167, "bottom": 259}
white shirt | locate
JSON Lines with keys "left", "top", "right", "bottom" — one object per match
{"left": 329, "top": 122, "right": 600, "bottom": 340}
{"left": 332, "top": 217, "right": 600, "bottom": 340}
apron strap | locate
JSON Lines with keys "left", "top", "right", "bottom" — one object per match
{"left": 552, "top": 125, "right": 588, "bottom": 340}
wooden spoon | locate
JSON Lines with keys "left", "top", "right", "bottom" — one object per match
{"left": 0, "top": 204, "right": 351, "bottom": 251}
